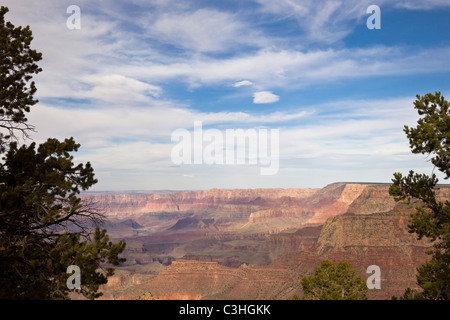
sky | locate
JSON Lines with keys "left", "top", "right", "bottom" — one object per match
{"left": 2, "top": 0, "right": 450, "bottom": 191}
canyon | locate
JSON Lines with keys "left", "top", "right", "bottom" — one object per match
{"left": 79, "top": 182, "right": 450, "bottom": 300}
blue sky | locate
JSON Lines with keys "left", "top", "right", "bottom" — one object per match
{"left": 3, "top": 0, "right": 450, "bottom": 190}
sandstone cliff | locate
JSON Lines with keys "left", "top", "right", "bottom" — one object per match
{"left": 311, "top": 212, "right": 432, "bottom": 299}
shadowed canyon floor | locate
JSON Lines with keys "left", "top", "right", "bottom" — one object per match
{"left": 78, "top": 183, "right": 450, "bottom": 300}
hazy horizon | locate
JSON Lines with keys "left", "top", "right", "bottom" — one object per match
{"left": 80, "top": 181, "right": 450, "bottom": 194}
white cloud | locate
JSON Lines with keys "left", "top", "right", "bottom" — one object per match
{"left": 80, "top": 74, "right": 162, "bottom": 103}
{"left": 253, "top": 91, "right": 280, "bottom": 104}
{"left": 233, "top": 80, "right": 253, "bottom": 87}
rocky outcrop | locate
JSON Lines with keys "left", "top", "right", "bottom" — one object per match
{"left": 180, "top": 254, "right": 245, "bottom": 268}
{"left": 316, "top": 212, "right": 429, "bottom": 254}
{"left": 98, "top": 269, "right": 157, "bottom": 300}
{"left": 261, "top": 225, "right": 323, "bottom": 262}
{"left": 169, "top": 217, "right": 217, "bottom": 231}
{"left": 145, "top": 260, "right": 299, "bottom": 300}
{"left": 274, "top": 212, "right": 434, "bottom": 299}
{"left": 304, "top": 183, "right": 371, "bottom": 224}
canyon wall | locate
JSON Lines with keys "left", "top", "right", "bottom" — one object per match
{"left": 276, "top": 212, "right": 433, "bottom": 299}
{"left": 83, "top": 188, "right": 319, "bottom": 217}
{"left": 100, "top": 261, "right": 300, "bottom": 300}
{"left": 93, "top": 182, "right": 449, "bottom": 300}
{"left": 82, "top": 183, "right": 408, "bottom": 234}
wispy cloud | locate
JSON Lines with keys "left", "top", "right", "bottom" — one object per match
{"left": 142, "top": 8, "right": 265, "bottom": 53}
{"left": 394, "top": 0, "right": 450, "bottom": 10}
{"left": 255, "top": 0, "right": 450, "bottom": 43}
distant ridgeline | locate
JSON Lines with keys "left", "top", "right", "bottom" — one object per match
{"left": 80, "top": 182, "right": 450, "bottom": 229}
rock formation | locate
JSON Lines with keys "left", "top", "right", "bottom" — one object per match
{"left": 93, "top": 182, "right": 449, "bottom": 300}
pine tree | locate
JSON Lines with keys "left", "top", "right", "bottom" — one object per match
{"left": 0, "top": 6, "right": 126, "bottom": 300}
{"left": 298, "top": 260, "right": 368, "bottom": 300}
{"left": 389, "top": 91, "right": 450, "bottom": 300}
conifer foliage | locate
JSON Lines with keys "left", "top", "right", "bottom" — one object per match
{"left": 0, "top": 6, "right": 126, "bottom": 300}
{"left": 295, "top": 260, "right": 368, "bottom": 300}
{"left": 390, "top": 92, "right": 450, "bottom": 300}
